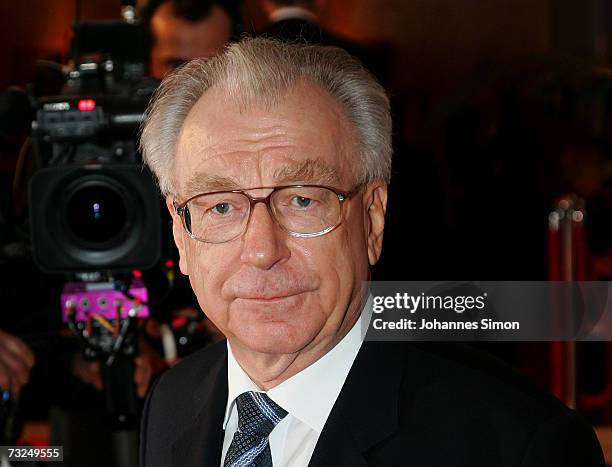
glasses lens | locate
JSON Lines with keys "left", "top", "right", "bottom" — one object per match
{"left": 271, "top": 186, "right": 341, "bottom": 235}
{"left": 185, "top": 192, "right": 249, "bottom": 242}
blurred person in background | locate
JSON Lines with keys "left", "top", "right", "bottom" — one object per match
{"left": 256, "top": 0, "right": 388, "bottom": 84}
{"left": 0, "top": 329, "right": 34, "bottom": 400}
{"left": 141, "top": 0, "right": 240, "bottom": 79}
{"left": 257, "top": 0, "right": 325, "bottom": 42}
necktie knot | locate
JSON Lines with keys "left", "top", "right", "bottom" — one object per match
{"left": 236, "top": 391, "right": 288, "bottom": 437}
{"left": 224, "top": 392, "right": 288, "bottom": 467}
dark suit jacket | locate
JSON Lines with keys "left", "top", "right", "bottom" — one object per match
{"left": 140, "top": 340, "right": 604, "bottom": 466}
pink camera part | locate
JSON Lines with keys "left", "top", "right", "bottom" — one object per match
{"left": 61, "top": 281, "right": 149, "bottom": 322}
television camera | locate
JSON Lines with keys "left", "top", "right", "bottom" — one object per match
{"left": 26, "top": 1, "right": 162, "bottom": 437}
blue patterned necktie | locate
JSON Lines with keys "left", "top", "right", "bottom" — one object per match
{"left": 223, "top": 391, "right": 288, "bottom": 467}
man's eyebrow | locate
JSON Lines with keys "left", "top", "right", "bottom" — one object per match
{"left": 181, "top": 159, "right": 342, "bottom": 198}
{"left": 273, "top": 159, "right": 342, "bottom": 186}
{"left": 183, "top": 173, "right": 242, "bottom": 198}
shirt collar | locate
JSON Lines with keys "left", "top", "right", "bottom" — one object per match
{"left": 270, "top": 6, "right": 318, "bottom": 24}
{"left": 223, "top": 295, "right": 373, "bottom": 433}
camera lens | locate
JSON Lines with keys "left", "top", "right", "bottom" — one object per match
{"left": 64, "top": 183, "right": 127, "bottom": 244}
{"left": 30, "top": 165, "right": 161, "bottom": 272}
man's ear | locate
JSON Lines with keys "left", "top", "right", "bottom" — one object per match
{"left": 165, "top": 197, "right": 189, "bottom": 275}
{"left": 363, "top": 181, "right": 388, "bottom": 266}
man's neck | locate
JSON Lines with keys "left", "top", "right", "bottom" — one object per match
{"left": 229, "top": 309, "right": 361, "bottom": 390}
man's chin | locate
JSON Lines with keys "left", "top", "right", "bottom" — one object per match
{"left": 231, "top": 322, "right": 315, "bottom": 356}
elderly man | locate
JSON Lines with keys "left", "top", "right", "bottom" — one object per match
{"left": 139, "top": 38, "right": 603, "bottom": 466}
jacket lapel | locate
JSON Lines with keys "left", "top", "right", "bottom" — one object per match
{"left": 308, "top": 341, "right": 404, "bottom": 467}
{"left": 172, "top": 346, "right": 228, "bottom": 467}
{"left": 168, "top": 341, "right": 406, "bottom": 467}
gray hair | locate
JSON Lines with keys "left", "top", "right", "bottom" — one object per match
{"left": 140, "top": 37, "right": 392, "bottom": 195}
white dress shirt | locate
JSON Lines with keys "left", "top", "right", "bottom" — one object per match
{"left": 220, "top": 297, "right": 372, "bottom": 467}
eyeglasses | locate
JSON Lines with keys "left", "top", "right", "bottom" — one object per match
{"left": 173, "top": 184, "right": 361, "bottom": 244}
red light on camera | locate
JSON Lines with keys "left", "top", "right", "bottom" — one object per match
{"left": 172, "top": 316, "right": 189, "bottom": 329}
{"left": 78, "top": 99, "right": 96, "bottom": 111}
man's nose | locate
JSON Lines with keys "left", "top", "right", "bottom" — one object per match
{"left": 240, "top": 203, "right": 290, "bottom": 270}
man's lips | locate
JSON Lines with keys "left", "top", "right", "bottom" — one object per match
{"left": 234, "top": 291, "right": 306, "bottom": 301}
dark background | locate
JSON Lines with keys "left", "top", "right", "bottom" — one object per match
{"left": 1, "top": 0, "right": 612, "bottom": 452}
{"left": 3, "top": 0, "right": 611, "bottom": 279}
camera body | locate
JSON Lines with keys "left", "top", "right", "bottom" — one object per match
{"left": 28, "top": 20, "right": 162, "bottom": 273}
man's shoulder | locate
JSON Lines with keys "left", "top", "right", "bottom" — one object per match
{"left": 145, "top": 340, "right": 226, "bottom": 422}
{"left": 140, "top": 341, "right": 228, "bottom": 466}
{"left": 153, "top": 339, "right": 227, "bottom": 397}
{"left": 385, "top": 341, "right": 571, "bottom": 418}
{"left": 141, "top": 341, "right": 226, "bottom": 451}
{"left": 359, "top": 342, "right": 603, "bottom": 465}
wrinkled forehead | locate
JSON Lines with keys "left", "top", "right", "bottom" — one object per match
{"left": 174, "top": 81, "right": 360, "bottom": 197}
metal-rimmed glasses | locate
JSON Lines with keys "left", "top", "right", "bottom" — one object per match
{"left": 173, "top": 184, "right": 361, "bottom": 244}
